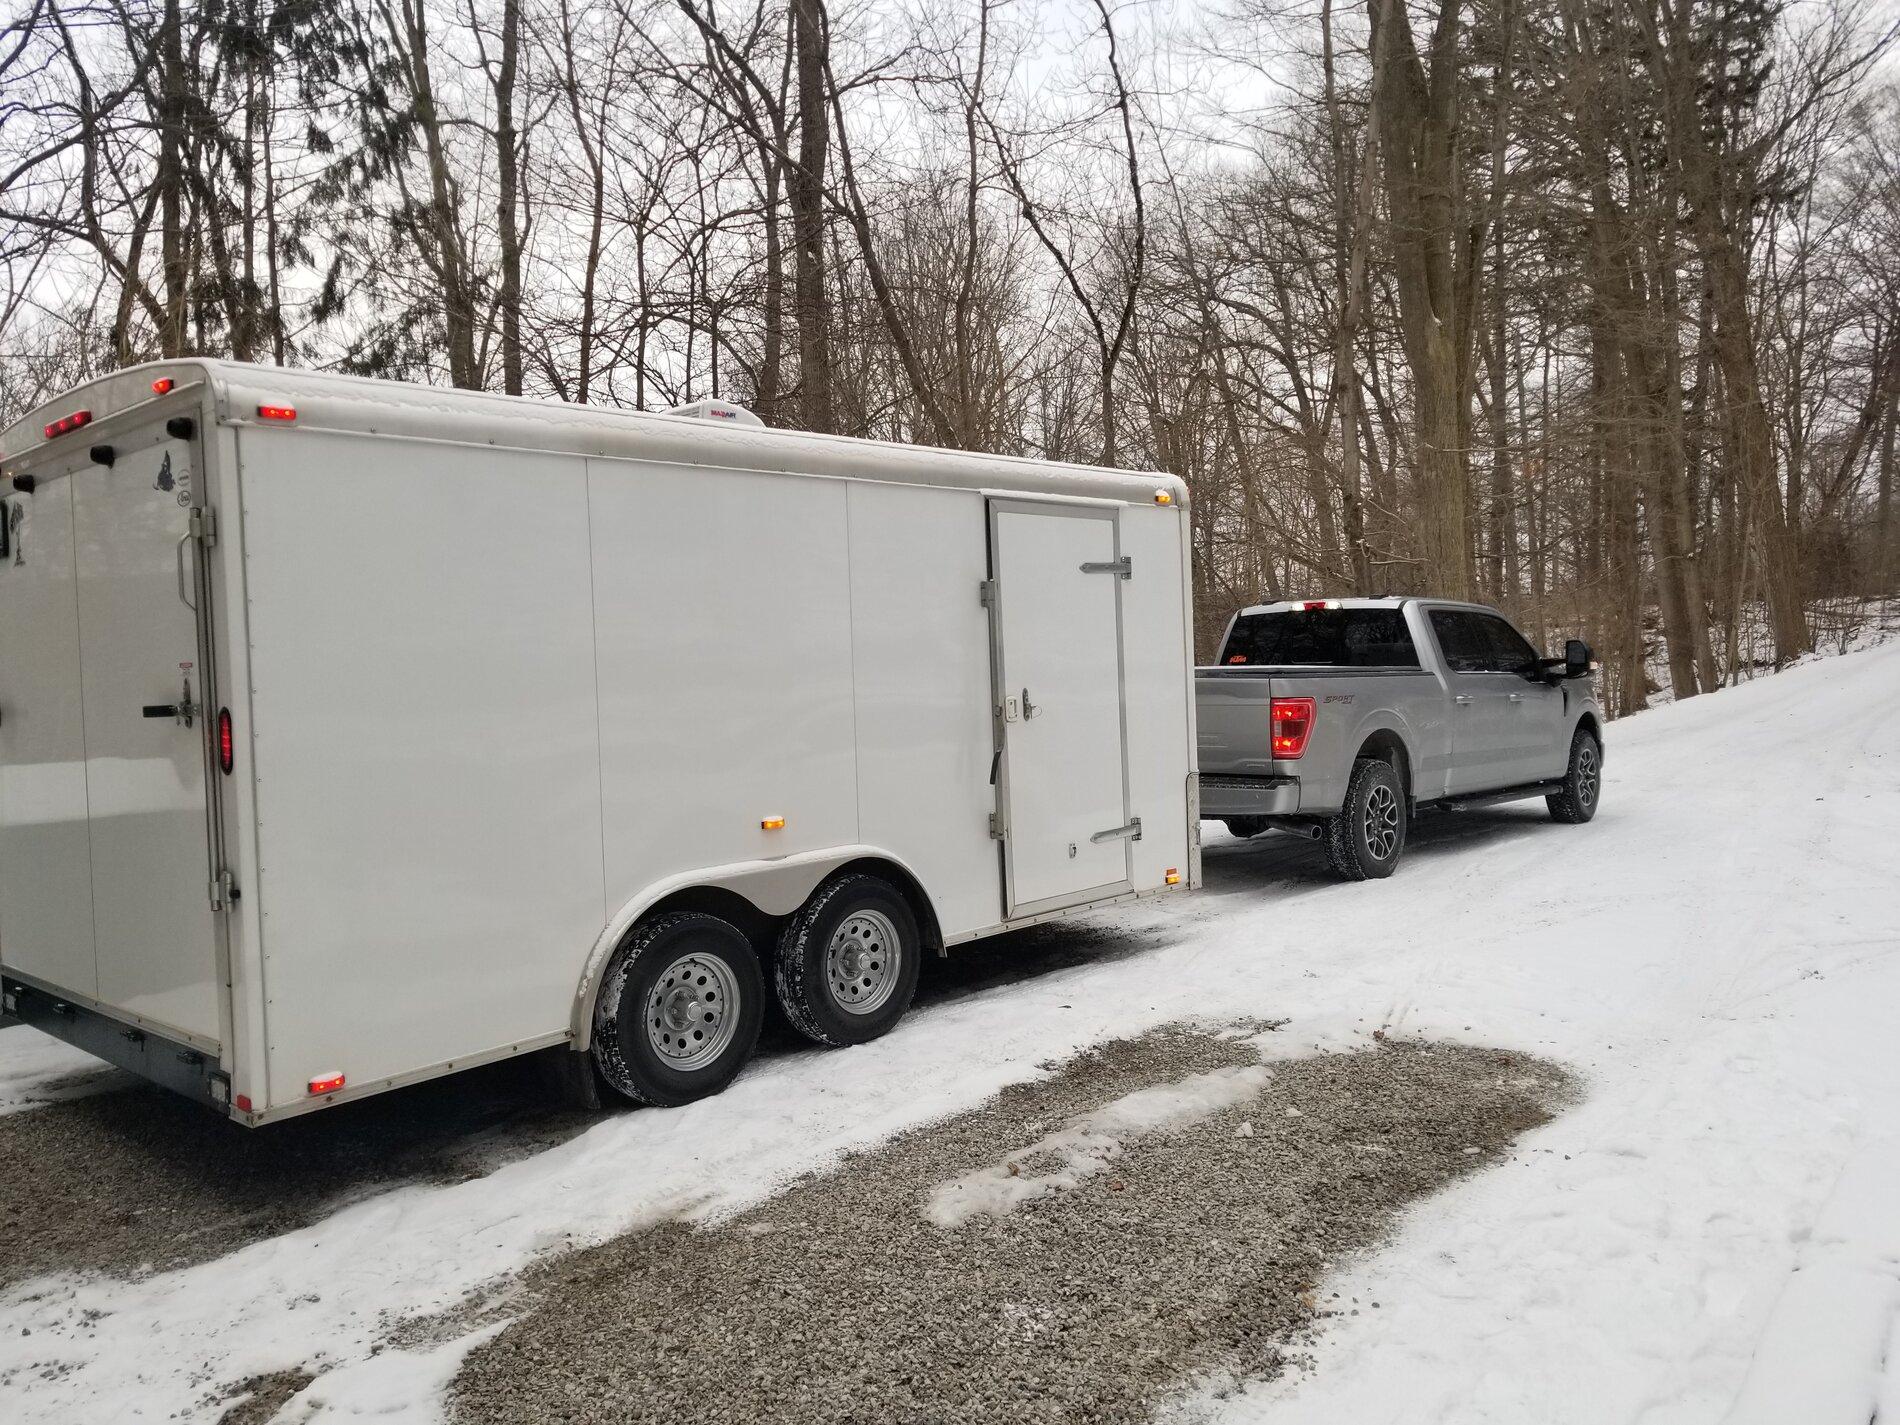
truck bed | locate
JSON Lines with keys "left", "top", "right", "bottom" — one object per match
{"left": 1196, "top": 664, "right": 1439, "bottom": 818}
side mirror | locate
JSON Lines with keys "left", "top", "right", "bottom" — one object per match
{"left": 1564, "top": 638, "right": 1593, "bottom": 678}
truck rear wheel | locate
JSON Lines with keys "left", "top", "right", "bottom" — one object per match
{"left": 775, "top": 874, "right": 922, "bottom": 1048}
{"left": 1547, "top": 727, "right": 1602, "bottom": 824}
{"left": 592, "top": 912, "right": 765, "bottom": 1107}
{"left": 1325, "top": 757, "right": 1407, "bottom": 881}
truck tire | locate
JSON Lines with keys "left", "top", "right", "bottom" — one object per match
{"left": 775, "top": 873, "right": 922, "bottom": 1048}
{"left": 1547, "top": 727, "right": 1603, "bottom": 824}
{"left": 1325, "top": 757, "right": 1407, "bottom": 881}
{"left": 1223, "top": 816, "right": 1269, "bottom": 839}
{"left": 592, "top": 912, "right": 765, "bottom": 1107}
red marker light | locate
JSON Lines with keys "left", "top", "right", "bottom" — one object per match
{"left": 308, "top": 1072, "right": 345, "bottom": 1096}
{"left": 1270, "top": 697, "right": 1317, "bottom": 759}
{"left": 235, "top": 1094, "right": 253, "bottom": 1113}
{"left": 43, "top": 409, "right": 92, "bottom": 439}
{"left": 218, "top": 708, "right": 234, "bottom": 774}
{"left": 151, "top": 377, "right": 174, "bottom": 395}
{"left": 256, "top": 404, "right": 296, "bottom": 422}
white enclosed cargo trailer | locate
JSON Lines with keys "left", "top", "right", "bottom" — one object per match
{"left": 0, "top": 362, "right": 1199, "bottom": 1123}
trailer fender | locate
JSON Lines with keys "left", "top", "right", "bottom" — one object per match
{"left": 569, "top": 844, "right": 938, "bottom": 1049}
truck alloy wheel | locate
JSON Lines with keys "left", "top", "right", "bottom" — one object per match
{"left": 776, "top": 874, "right": 922, "bottom": 1048}
{"left": 593, "top": 912, "right": 765, "bottom": 1107}
{"left": 1325, "top": 757, "right": 1407, "bottom": 881}
{"left": 1548, "top": 728, "right": 1603, "bottom": 824}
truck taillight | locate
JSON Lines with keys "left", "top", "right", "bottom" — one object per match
{"left": 1270, "top": 697, "right": 1316, "bottom": 758}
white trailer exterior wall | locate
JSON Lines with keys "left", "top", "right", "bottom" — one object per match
{"left": 0, "top": 361, "right": 1198, "bottom": 1123}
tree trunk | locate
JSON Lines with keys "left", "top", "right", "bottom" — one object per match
{"left": 1367, "top": 0, "right": 1473, "bottom": 599}
{"left": 788, "top": 0, "right": 834, "bottom": 433}
{"left": 495, "top": 0, "right": 524, "bottom": 395}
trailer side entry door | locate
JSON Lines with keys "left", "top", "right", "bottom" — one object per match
{"left": 990, "top": 500, "right": 1133, "bottom": 916}
{"left": 0, "top": 428, "right": 224, "bottom": 1049}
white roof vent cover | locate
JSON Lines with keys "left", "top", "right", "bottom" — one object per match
{"left": 662, "top": 398, "right": 764, "bottom": 428}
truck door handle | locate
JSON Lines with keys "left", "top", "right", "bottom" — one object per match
{"left": 1508, "top": 692, "right": 1525, "bottom": 703}
{"left": 1454, "top": 694, "right": 1474, "bottom": 706}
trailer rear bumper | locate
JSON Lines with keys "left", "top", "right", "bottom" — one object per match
{"left": 1197, "top": 773, "right": 1300, "bottom": 818}
{"left": 1, "top": 973, "right": 231, "bottom": 1115}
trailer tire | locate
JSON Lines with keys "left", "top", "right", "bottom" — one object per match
{"left": 592, "top": 912, "right": 764, "bottom": 1107}
{"left": 1547, "top": 727, "right": 1603, "bottom": 824}
{"left": 1223, "top": 816, "right": 1269, "bottom": 839}
{"left": 1325, "top": 757, "right": 1407, "bottom": 881}
{"left": 775, "top": 874, "right": 922, "bottom": 1048}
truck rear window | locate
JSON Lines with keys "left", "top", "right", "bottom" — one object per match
{"left": 1220, "top": 608, "right": 1420, "bottom": 668}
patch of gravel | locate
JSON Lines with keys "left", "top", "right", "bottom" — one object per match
{"left": 451, "top": 1028, "right": 1573, "bottom": 1425}
{"left": 0, "top": 1053, "right": 594, "bottom": 1290}
{"left": 213, "top": 1368, "right": 318, "bottom": 1425}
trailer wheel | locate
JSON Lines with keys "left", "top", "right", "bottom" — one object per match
{"left": 592, "top": 912, "right": 764, "bottom": 1107}
{"left": 1324, "top": 757, "right": 1407, "bottom": 881}
{"left": 775, "top": 874, "right": 922, "bottom": 1048}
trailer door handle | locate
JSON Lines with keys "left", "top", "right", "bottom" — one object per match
{"left": 175, "top": 532, "right": 197, "bottom": 611}
{"left": 143, "top": 704, "right": 179, "bottom": 719}
{"left": 1091, "top": 818, "right": 1142, "bottom": 844}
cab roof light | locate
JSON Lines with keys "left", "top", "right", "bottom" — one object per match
{"left": 257, "top": 404, "right": 297, "bottom": 422}
{"left": 43, "top": 409, "right": 92, "bottom": 440}
{"left": 151, "top": 377, "right": 174, "bottom": 395}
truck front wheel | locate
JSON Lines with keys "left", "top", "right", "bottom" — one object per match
{"left": 1325, "top": 758, "right": 1407, "bottom": 881}
{"left": 592, "top": 912, "right": 765, "bottom": 1107}
{"left": 775, "top": 874, "right": 922, "bottom": 1047}
{"left": 1547, "top": 727, "right": 1602, "bottom": 824}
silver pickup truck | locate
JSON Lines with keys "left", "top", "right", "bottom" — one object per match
{"left": 1196, "top": 597, "right": 1604, "bottom": 879}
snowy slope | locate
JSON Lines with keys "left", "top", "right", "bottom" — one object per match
{"left": 2, "top": 641, "right": 1897, "bottom": 1422}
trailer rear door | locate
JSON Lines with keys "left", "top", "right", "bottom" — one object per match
{"left": 990, "top": 500, "right": 1133, "bottom": 916}
{"left": 0, "top": 428, "right": 223, "bottom": 1049}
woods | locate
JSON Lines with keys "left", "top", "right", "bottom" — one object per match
{"left": 3, "top": 0, "right": 1897, "bottom": 710}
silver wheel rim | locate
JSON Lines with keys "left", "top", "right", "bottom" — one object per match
{"left": 827, "top": 909, "right": 902, "bottom": 1016}
{"left": 1576, "top": 742, "right": 1600, "bottom": 809}
{"left": 645, "top": 952, "right": 740, "bottom": 1071}
{"left": 1363, "top": 782, "right": 1401, "bottom": 860}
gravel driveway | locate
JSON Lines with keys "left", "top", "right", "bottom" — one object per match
{"left": 452, "top": 1028, "right": 1572, "bottom": 1425}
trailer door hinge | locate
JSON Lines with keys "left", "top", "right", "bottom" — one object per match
{"left": 190, "top": 506, "right": 218, "bottom": 547}
{"left": 978, "top": 578, "right": 997, "bottom": 608}
{"left": 988, "top": 812, "right": 1004, "bottom": 840}
{"left": 210, "top": 869, "right": 239, "bottom": 911}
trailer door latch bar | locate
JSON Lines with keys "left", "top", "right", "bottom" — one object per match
{"left": 1090, "top": 818, "right": 1142, "bottom": 844}
{"left": 1080, "top": 557, "right": 1131, "bottom": 578}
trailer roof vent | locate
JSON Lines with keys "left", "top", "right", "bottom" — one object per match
{"left": 661, "top": 399, "right": 764, "bottom": 429}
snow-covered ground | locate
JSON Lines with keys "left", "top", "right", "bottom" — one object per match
{"left": 3, "top": 640, "right": 1898, "bottom": 1422}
